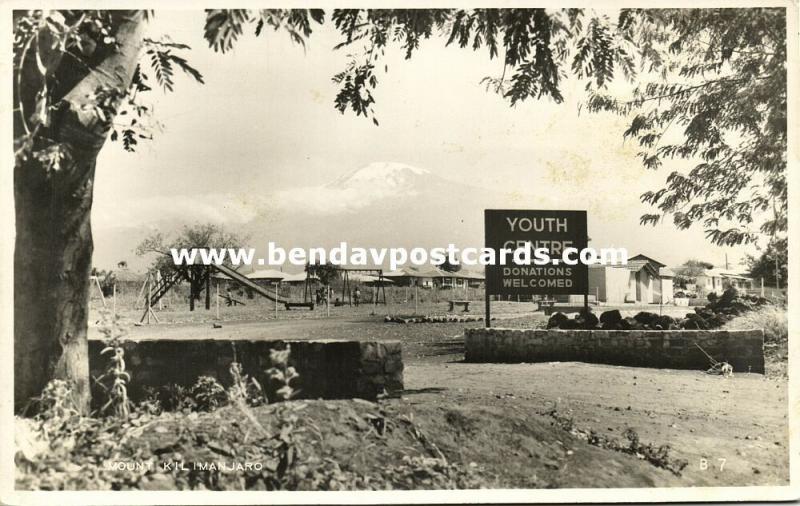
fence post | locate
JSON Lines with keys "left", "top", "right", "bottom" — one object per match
{"left": 216, "top": 281, "right": 220, "bottom": 320}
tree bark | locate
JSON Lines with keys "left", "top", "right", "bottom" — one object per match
{"left": 14, "top": 11, "right": 145, "bottom": 413}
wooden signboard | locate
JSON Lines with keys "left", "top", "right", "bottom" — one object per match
{"left": 484, "top": 209, "right": 589, "bottom": 326}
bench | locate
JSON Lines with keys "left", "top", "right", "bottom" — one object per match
{"left": 448, "top": 300, "right": 471, "bottom": 312}
{"left": 537, "top": 299, "right": 556, "bottom": 313}
{"left": 284, "top": 302, "right": 315, "bottom": 310}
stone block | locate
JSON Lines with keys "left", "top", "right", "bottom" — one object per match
{"left": 463, "top": 327, "right": 764, "bottom": 373}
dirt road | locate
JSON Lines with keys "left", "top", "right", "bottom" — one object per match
{"left": 401, "top": 360, "right": 789, "bottom": 486}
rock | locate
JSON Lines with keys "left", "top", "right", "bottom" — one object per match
{"left": 633, "top": 311, "right": 659, "bottom": 326}
{"left": 623, "top": 317, "right": 643, "bottom": 330}
{"left": 694, "top": 307, "right": 715, "bottom": 320}
{"left": 560, "top": 319, "right": 581, "bottom": 329}
{"left": 547, "top": 312, "right": 569, "bottom": 329}
{"left": 656, "top": 315, "right": 676, "bottom": 328}
{"left": 577, "top": 311, "right": 599, "bottom": 328}
{"left": 599, "top": 310, "right": 622, "bottom": 326}
{"left": 681, "top": 318, "right": 700, "bottom": 330}
{"left": 717, "top": 287, "right": 739, "bottom": 307}
{"left": 581, "top": 311, "right": 600, "bottom": 329}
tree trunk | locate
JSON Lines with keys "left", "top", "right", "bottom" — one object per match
{"left": 14, "top": 149, "right": 97, "bottom": 413}
{"left": 14, "top": 11, "right": 145, "bottom": 413}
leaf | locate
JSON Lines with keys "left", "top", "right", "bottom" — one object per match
{"left": 204, "top": 9, "right": 251, "bottom": 53}
{"left": 166, "top": 53, "right": 205, "bottom": 84}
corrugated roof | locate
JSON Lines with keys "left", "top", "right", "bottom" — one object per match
{"left": 381, "top": 266, "right": 485, "bottom": 279}
{"left": 282, "top": 272, "right": 318, "bottom": 282}
{"left": 701, "top": 268, "right": 751, "bottom": 280}
{"left": 246, "top": 269, "right": 286, "bottom": 281}
{"left": 347, "top": 273, "right": 394, "bottom": 283}
{"left": 383, "top": 266, "right": 443, "bottom": 278}
{"left": 629, "top": 253, "right": 667, "bottom": 268}
{"left": 449, "top": 269, "right": 485, "bottom": 280}
{"left": 619, "top": 260, "right": 660, "bottom": 277}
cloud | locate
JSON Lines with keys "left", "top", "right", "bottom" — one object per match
{"left": 92, "top": 193, "right": 264, "bottom": 230}
{"left": 270, "top": 162, "right": 428, "bottom": 214}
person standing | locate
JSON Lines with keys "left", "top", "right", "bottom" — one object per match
{"left": 354, "top": 287, "right": 361, "bottom": 307}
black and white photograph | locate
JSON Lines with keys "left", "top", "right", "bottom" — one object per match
{"left": 3, "top": 2, "right": 798, "bottom": 503}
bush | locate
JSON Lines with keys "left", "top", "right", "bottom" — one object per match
{"left": 190, "top": 376, "right": 227, "bottom": 411}
{"left": 723, "top": 305, "right": 788, "bottom": 344}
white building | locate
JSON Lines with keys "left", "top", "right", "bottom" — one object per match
{"left": 588, "top": 254, "right": 674, "bottom": 304}
{"left": 694, "top": 268, "right": 753, "bottom": 297}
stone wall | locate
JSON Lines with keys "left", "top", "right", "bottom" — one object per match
{"left": 465, "top": 328, "right": 764, "bottom": 373}
{"left": 88, "top": 339, "right": 403, "bottom": 406}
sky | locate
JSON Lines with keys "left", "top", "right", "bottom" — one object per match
{"left": 92, "top": 10, "right": 762, "bottom": 271}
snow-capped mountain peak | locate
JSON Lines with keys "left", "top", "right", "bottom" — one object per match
{"left": 326, "top": 162, "right": 432, "bottom": 191}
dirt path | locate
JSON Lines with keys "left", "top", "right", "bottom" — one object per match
{"left": 402, "top": 359, "right": 789, "bottom": 486}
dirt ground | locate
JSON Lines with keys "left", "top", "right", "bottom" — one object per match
{"left": 401, "top": 362, "right": 788, "bottom": 486}
{"left": 89, "top": 302, "right": 790, "bottom": 488}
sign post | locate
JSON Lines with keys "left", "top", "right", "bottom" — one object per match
{"left": 484, "top": 209, "right": 589, "bottom": 327}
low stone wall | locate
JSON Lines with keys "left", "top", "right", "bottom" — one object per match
{"left": 88, "top": 339, "right": 403, "bottom": 405}
{"left": 465, "top": 328, "right": 764, "bottom": 373}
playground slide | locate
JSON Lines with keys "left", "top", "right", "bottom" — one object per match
{"left": 212, "top": 264, "right": 288, "bottom": 304}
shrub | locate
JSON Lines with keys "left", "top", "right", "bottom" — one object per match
{"left": 267, "top": 345, "right": 299, "bottom": 401}
{"left": 229, "top": 362, "right": 267, "bottom": 407}
{"left": 160, "top": 384, "right": 195, "bottom": 411}
{"left": 190, "top": 376, "right": 227, "bottom": 411}
{"left": 94, "top": 309, "right": 131, "bottom": 418}
{"left": 723, "top": 305, "right": 788, "bottom": 344}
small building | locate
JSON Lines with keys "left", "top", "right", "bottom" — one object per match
{"left": 588, "top": 265, "right": 631, "bottom": 303}
{"left": 695, "top": 268, "right": 753, "bottom": 297}
{"left": 346, "top": 272, "right": 394, "bottom": 287}
{"left": 452, "top": 269, "right": 486, "bottom": 289}
{"left": 436, "top": 269, "right": 485, "bottom": 289}
{"left": 658, "top": 267, "right": 675, "bottom": 304}
{"left": 383, "top": 266, "right": 441, "bottom": 288}
{"left": 383, "top": 266, "right": 484, "bottom": 289}
{"left": 245, "top": 269, "right": 286, "bottom": 287}
{"left": 281, "top": 271, "right": 319, "bottom": 285}
{"left": 588, "top": 253, "right": 674, "bottom": 304}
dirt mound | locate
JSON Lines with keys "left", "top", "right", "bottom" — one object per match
{"left": 130, "top": 398, "right": 685, "bottom": 490}
{"left": 18, "top": 397, "right": 689, "bottom": 490}
{"left": 388, "top": 402, "right": 683, "bottom": 488}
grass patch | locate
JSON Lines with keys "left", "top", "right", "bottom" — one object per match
{"left": 723, "top": 305, "right": 788, "bottom": 378}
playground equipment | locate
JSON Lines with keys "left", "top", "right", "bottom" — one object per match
{"left": 139, "top": 261, "right": 290, "bottom": 323}
{"left": 340, "top": 267, "right": 388, "bottom": 306}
